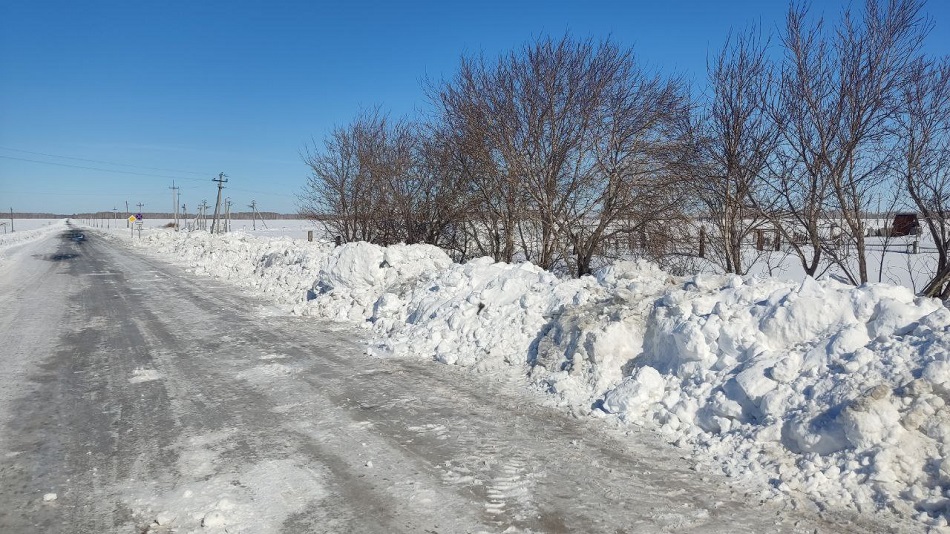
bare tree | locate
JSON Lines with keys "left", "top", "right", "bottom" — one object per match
{"left": 899, "top": 57, "right": 950, "bottom": 298}
{"left": 433, "top": 57, "right": 527, "bottom": 263}
{"left": 696, "top": 26, "right": 779, "bottom": 275}
{"left": 440, "top": 37, "right": 599, "bottom": 270}
{"left": 300, "top": 108, "right": 468, "bottom": 248}
{"left": 565, "top": 50, "right": 691, "bottom": 277}
{"left": 369, "top": 117, "right": 417, "bottom": 245}
{"left": 765, "top": 0, "right": 929, "bottom": 284}
{"left": 299, "top": 111, "right": 377, "bottom": 243}
{"left": 432, "top": 35, "right": 690, "bottom": 276}
{"left": 761, "top": 5, "right": 835, "bottom": 279}
{"left": 405, "top": 125, "right": 473, "bottom": 250}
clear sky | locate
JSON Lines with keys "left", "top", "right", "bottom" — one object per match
{"left": 2, "top": 0, "right": 948, "bottom": 215}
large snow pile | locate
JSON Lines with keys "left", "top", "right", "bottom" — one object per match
{"left": 140, "top": 230, "right": 334, "bottom": 306}
{"left": 129, "top": 228, "right": 950, "bottom": 527}
{"left": 603, "top": 274, "right": 950, "bottom": 525}
{"left": 308, "top": 240, "right": 454, "bottom": 321}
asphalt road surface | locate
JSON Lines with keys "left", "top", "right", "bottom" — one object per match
{"left": 0, "top": 227, "right": 908, "bottom": 533}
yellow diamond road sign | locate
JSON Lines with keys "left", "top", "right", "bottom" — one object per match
{"left": 128, "top": 215, "right": 137, "bottom": 223}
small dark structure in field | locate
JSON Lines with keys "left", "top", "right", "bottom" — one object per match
{"left": 891, "top": 213, "right": 920, "bottom": 237}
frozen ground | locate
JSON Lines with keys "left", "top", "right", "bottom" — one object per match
{"left": 65, "top": 222, "right": 945, "bottom": 531}
{"left": 0, "top": 219, "right": 64, "bottom": 251}
{"left": 742, "top": 234, "right": 937, "bottom": 292}
{"left": 0, "top": 220, "right": 886, "bottom": 533}
{"left": 93, "top": 217, "right": 322, "bottom": 239}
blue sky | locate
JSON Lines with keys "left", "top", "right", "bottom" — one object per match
{"left": 2, "top": 0, "right": 948, "bottom": 215}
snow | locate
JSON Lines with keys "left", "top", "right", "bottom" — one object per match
{"left": 738, "top": 228, "right": 939, "bottom": 291}
{"left": 128, "top": 441, "right": 329, "bottom": 534}
{"left": 621, "top": 274, "right": 950, "bottom": 520}
{"left": 0, "top": 219, "right": 67, "bottom": 253}
{"left": 129, "top": 368, "right": 163, "bottom": 383}
{"left": 107, "top": 225, "right": 950, "bottom": 528}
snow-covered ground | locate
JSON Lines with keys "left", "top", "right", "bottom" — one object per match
{"left": 91, "top": 223, "right": 950, "bottom": 528}
{"left": 740, "top": 234, "right": 937, "bottom": 292}
{"left": 0, "top": 219, "right": 68, "bottom": 259}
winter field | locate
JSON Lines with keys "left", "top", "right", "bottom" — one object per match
{"left": 5, "top": 218, "right": 950, "bottom": 529}
{"left": 738, "top": 227, "right": 938, "bottom": 294}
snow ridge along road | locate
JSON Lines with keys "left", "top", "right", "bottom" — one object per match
{"left": 0, "top": 227, "right": 901, "bottom": 533}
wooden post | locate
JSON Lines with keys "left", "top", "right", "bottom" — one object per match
{"left": 756, "top": 229, "right": 765, "bottom": 251}
{"left": 307, "top": 230, "right": 313, "bottom": 242}
{"left": 698, "top": 227, "right": 706, "bottom": 258}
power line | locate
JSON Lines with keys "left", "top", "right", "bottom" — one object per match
{"left": 0, "top": 154, "right": 207, "bottom": 181}
{"left": 0, "top": 146, "right": 209, "bottom": 176}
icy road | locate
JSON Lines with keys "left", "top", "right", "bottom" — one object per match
{"left": 0, "top": 227, "right": 898, "bottom": 533}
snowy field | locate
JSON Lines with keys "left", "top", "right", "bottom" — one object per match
{"left": 739, "top": 231, "right": 938, "bottom": 293}
{"left": 72, "top": 217, "right": 324, "bottom": 240}
{"left": 6, "top": 219, "right": 950, "bottom": 528}
{"left": 0, "top": 219, "right": 65, "bottom": 233}
{"left": 0, "top": 219, "right": 67, "bottom": 253}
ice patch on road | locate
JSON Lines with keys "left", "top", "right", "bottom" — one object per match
{"left": 270, "top": 403, "right": 301, "bottom": 414}
{"left": 128, "top": 430, "right": 328, "bottom": 533}
{"left": 236, "top": 362, "right": 296, "bottom": 384}
{"left": 129, "top": 368, "right": 162, "bottom": 383}
{"left": 175, "top": 431, "right": 233, "bottom": 480}
{"left": 128, "top": 458, "right": 328, "bottom": 534}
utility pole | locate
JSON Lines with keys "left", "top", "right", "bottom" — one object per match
{"left": 136, "top": 202, "right": 145, "bottom": 217}
{"left": 248, "top": 200, "right": 268, "bottom": 231}
{"left": 258, "top": 202, "right": 268, "bottom": 230}
{"left": 200, "top": 200, "right": 209, "bottom": 231}
{"left": 112, "top": 207, "right": 118, "bottom": 229}
{"left": 170, "top": 181, "right": 180, "bottom": 231}
{"left": 125, "top": 201, "right": 130, "bottom": 228}
{"left": 210, "top": 172, "right": 228, "bottom": 234}
{"left": 182, "top": 203, "right": 188, "bottom": 230}
{"left": 225, "top": 197, "right": 232, "bottom": 233}
{"left": 9, "top": 208, "right": 13, "bottom": 232}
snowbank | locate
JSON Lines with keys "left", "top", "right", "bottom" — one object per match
{"left": 128, "top": 227, "right": 950, "bottom": 527}
{"left": 139, "top": 230, "right": 334, "bottom": 307}
{"left": 0, "top": 219, "right": 67, "bottom": 251}
{"left": 308, "top": 241, "right": 454, "bottom": 322}
{"left": 610, "top": 274, "right": 950, "bottom": 524}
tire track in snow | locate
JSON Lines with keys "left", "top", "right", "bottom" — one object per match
{"left": 410, "top": 422, "right": 539, "bottom": 526}
{"left": 483, "top": 453, "right": 536, "bottom": 523}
